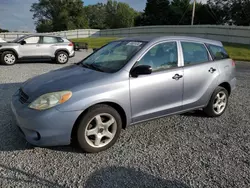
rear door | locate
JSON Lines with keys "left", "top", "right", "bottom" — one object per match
{"left": 39, "top": 36, "right": 59, "bottom": 57}
{"left": 181, "top": 41, "right": 220, "bottom": 110}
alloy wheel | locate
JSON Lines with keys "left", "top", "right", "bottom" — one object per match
{"left": 213, "top": 91, "right": 227, "bottom": 115}
{"left": 84, "top": 113, "right": 117, "bottom": 148}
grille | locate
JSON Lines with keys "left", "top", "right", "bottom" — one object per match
{"left": 19, "top": 89, "right": 29, "bottom": 104}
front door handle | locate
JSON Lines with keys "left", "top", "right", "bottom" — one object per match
{"left": 172, "top": 74, "right": 183, "bottom": 80}
{"left": 209, "top": 67, "right": 216, "bottom": 73}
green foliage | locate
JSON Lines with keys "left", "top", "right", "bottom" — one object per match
{"left": 142, "top": 0, "right": 172, "bottom": 25}
{"left": 31, "top": 0, "right": 88, "bottom": 32}
{"left": 30, "top": 0, "right": 250, "bottom": 31}
{"left": 0, "top": 28, "right": 9, "bottom": 33}
{"left": 84, "top": 3, "right": 107, "bottom": 29}
{"left": 105, "top": 0, "right": 137, "bottom": 29}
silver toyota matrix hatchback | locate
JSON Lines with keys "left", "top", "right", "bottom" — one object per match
{"left": 11, "top": 36, "right": 236, "bottom": 153}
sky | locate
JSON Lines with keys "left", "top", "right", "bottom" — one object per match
{"left": 0, "top": 0, "right": 207, "bottom": 32}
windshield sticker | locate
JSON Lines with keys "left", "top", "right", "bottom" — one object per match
{"left": 126, "top": 42, "right": 142, "bottom": 46}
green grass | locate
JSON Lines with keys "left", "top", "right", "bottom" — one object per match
{"left": 71, "top": 37, "right": 118, "bottom": 49}
{"left": 223, "top": 43, "right": 250, "bottom": 61}
{"left": 72, "top": 37, "right": 250, "bottom": 61}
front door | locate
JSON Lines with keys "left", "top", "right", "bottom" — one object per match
{"left": 181, "top": 41, "right": 220, "bottom": 110}
{"left": 130, "top": 41, "right": 184, "bottom": 123}
{"left": 18, "top": 36, "right": 41, "bottom": 57}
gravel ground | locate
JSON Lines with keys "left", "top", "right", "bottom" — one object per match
{"left": 0, "top": 51, "right": 249, "bottom": 188}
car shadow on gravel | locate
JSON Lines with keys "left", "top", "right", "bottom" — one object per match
{"left": 181, "top": 110, "right": 208, "bottom": 118}
{"left": 85, "top": 166, "right": 190, "bottom": 188}
{"left": 17, "top": 59, "right": 55, "bottom": 64}
{"left": 0, "top": 163, "right": 65, "bottom": 187}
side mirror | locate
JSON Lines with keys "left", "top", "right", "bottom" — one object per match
{"left": 20, "top": 40, "right": 26, "bottom": 45}
{"left": 130, "top": 65, "right": 152, "bottom": 78}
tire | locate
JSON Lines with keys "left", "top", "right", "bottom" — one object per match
{"left": 55, "top": 51, "right": 69, "bottom": 64}
{"left": 1, "top": 51, "right": 17, "bottom": 65}
{"left": 204, "top": 86, "right": 229, "bottom": 117}
{"left": 77, "top": 104, "right": 122, "bottom": 153}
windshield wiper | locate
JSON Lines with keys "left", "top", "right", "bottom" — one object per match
{"left": 81, "top": 63, "right": 104, "bottom": 72}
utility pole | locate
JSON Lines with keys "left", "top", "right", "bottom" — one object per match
{"left": 191, "top": 0, "right": 196, "bottom": 25}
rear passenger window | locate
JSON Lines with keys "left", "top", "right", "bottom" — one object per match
{"left": 206, "top": 44, "right": 229, "bottom": 60}
{"left": 57, "top": 37, "right": 64, "bottom": 43}
{"left": 42, "top": 37, "right": 58, "bottom": 44}
{"left": 181, "top": 42, "right": 210, "bottom": 65}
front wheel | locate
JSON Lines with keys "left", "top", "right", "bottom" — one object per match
{"left": 1, "top": 51, "right": 17, "bottom": 65}
{"left": 77, "top": 104, "right": 122, "bottom": 153}
{"left": 204, "top": 86, "right": 229, "bottom": 117}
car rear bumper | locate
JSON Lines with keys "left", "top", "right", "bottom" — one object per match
{"left": 230, "top": 77, "right": 237, "bottom": 91}
{"left": 11, "top": 93, "right": 81, "bottom": 147}
{"left": 69, "top": 51, "right": 75, "bottom": 57}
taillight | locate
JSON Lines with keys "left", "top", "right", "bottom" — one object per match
{"left": 68, "top": 42, "right": 73, "bottom": 46}
{"left": 232, "top": 60, "right": 236, "bottom": 67}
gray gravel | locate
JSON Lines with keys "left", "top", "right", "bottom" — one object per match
{"left": 0, "top": 52, "right": 250, "bottom": 188}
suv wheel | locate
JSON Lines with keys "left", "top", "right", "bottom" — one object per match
{"left": 55, "top": 51, "right": 69, "bottom": 64}
{"left": 77, "top": 104, "right": 122, "bottom": 153}
{"left": 204, "top": 86, "right": 229, "bottom": 117}
{"left": 1, "top": 51, "right": 17, "bottom": 65}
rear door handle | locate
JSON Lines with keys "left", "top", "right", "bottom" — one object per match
{"left": 209, "top": 67, "right": 216, "bottom": 73}
{"left": 172, "top": 74, "right": 183, "bottom": 80}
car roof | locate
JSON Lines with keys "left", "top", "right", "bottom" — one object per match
{"left": 23, "top": 34, "right": 64, "bottom": 38}
{"left": 120, "top": 36, "right": 223, "bottom": 46}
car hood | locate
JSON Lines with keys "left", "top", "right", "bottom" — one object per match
{"left": 0, "top": 42, "right": 17, "bottom": 47}
{"left": 22, "top": 65, "right": 109, "bottom": 101}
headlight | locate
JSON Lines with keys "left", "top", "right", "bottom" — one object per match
{"left": 29, "top": 91, "right": 72, "bottom": 110}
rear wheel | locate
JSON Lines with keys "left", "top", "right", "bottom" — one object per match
{"left": 77, "top": 104, "right": 122, "bottom": 153}
{"left": 204, "top": 86, "right": 229, "bottom": 117}
{"left": 1, "top": 51, "right": 17, "bottom": 65}
{"left": 55, "top": 51, "right": 69, "bottom": 64}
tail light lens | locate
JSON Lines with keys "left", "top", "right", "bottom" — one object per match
{"left": 232, "top": 60, "right": 236, "bottom": 67}
{"left": 68, "top": 42, "right": 73, "bottom": 46}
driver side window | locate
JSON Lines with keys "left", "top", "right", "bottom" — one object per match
{"left": 23, "top": 37, "right": 40, "bottom": 44}
{"left": 137, "top": 41, "right": 178, "bottom": 72}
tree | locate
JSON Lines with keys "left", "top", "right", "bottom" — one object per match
{"left": 0, "top": 28, "right": 9, "bottom": 33}
{"left": 105, "top": 0, "right": 137, "bottom": 29}
{"left": 170, "top": 0, "right": 192, "bottom": 25}
{"left": 85, "top": 3, "right": 107, "bottom": 29}
{"left": 230, "top": 0, "right": 250, "bottom": 26}
{"left": 30, "top": 0, "right": 88, "bottom": 32}
{"left": 105, "top": 0, "right": 119, "bottom": 28}
{"left": 207, "top": 0, "right": 231, "bottom": 24}
{"left": 114, "top": 2, "right": 136, "bottom": 28}
{"left": 141, "top": 0, "right": 173, "bottom": 25}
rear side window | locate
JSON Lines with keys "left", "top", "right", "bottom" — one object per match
{"left": 42, "top": 37, "right": 58, "bottom": 44}
{"left": 181, "top": 42, "right": 210, "bottom": 65}
{"left": 206, "top": 44, "right": 229, "bottom": 60}
{"left": 57, "top": 37, "right": 64, "bottom": 43}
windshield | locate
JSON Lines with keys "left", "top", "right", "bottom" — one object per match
{"left": 81, "top": 40, "right": 146, "bottom": 73}
{"left": 12, "top": 35, "right": 26, "bottom": 43}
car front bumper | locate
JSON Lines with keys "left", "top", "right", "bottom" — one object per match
{"left": 11, "top": 93, "right": 82, "bottom": 147}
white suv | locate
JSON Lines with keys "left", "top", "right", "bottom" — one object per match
{"left": 0, "top": 35, "right": 75, "bottom": 65}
